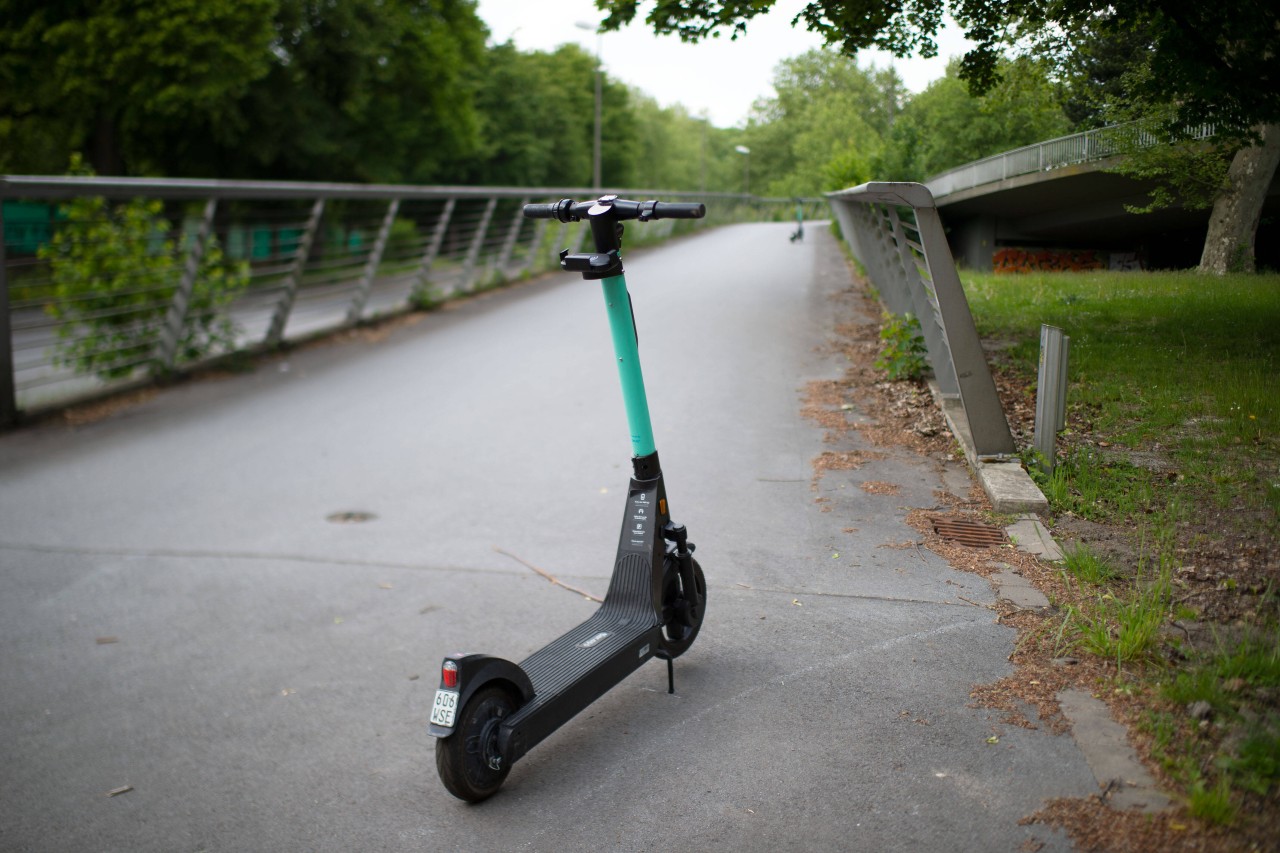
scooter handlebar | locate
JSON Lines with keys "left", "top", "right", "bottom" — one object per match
{"left": 523, "top": 197, "right": 706, "bottom": 223}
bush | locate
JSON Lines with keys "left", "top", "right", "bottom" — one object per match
{"left": 874, "top": 311, "right": 928, "bottom": 380}
{"left": 39, "top": 194, "right": 248, "bottom": 380}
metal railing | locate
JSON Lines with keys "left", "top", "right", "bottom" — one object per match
{"left": 925, "top": 121, "right": 1217, "bottom": 199}
{"left": 1, "top": 176, "right": 795, "bottom": 424}
{"left": 827, "top": 181, "right": 1015, "bottom": 459}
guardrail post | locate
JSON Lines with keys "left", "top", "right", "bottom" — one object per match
{"left": 886, "top": 206, "right": 959, "bottom": 396}
{"left": 912, "top": 205, "right": 1015, "bottom": 458}
{"left": 159, "top": 197, "right": 218, "bottom": 372}
{"left": 828, "top": 183, "right": 1016, "bottom": 459}
{"left": 1034, "top": 324, "right": 1070, "bottom": 471}
{"left": 347, "top": 198, "right": 400, "bottom": 323}
{"left": 495, "top": 198, "right": 530, "bottom": 276}
{"left": 266, "top": 198, "right": 325, "bottom": 346}
{"left": 0, "top": 200, "right": 15, "bottom": 427}
{"left": 410, "top": 197, "right": 455, "bottom": 302}
{"left": 460, "top": 196, "right": 498, "bottom": 293}
{"left": 519, "top": 218, "right": 549, "bottom": 277}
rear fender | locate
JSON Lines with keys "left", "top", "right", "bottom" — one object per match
{"left": 427, "top": 653, "right": 533, "bottom": 738}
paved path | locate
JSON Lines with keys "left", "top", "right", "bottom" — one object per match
{"left": 0, "top": 224, "right": 1095, "bottom": 851}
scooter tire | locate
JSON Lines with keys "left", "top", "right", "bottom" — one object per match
{"left": 657, "top": 557, "right": 706, "bottom": 660}
{"left": 435, "top": 684, "right": 517, "bottom": 803}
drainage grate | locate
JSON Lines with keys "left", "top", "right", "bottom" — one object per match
{"left": 932, "top": 518, "right": 1007, "bottom": 548}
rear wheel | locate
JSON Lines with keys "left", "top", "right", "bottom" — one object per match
{"left": 435, "top": 685, "right": 517, "bottom": 803}
{"left": 657, "top": 556, "right": 706, "bottom": 659}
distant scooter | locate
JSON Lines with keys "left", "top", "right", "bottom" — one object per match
{"left": 790, "top": 199, "right": 805, "bottom": 243}
{"left": 428, "top": 195, "right": 709, "bottom": 803}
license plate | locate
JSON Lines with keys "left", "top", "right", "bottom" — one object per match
{"left": 430, "top": 689, "right": 459, "bottom": 728}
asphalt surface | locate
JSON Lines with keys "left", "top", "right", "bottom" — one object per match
{"left": 0, "top": 223, "right": 1096, "bottom": 851}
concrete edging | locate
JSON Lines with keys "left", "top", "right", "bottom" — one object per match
{"left": 929, "top": 383, "right": 1049, "bottom": 515}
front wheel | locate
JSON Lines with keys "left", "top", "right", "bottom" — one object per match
{"left": 657, "top": 556, "right": 706, "bottom": 660}
{"left": 435, "top": 685, "right": 518, "bottom": 803}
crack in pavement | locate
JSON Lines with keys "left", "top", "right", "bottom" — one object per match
{"left": 1, "top": 540, "right": 990, "bottom": 610}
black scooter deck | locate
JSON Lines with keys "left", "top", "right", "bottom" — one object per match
{"left": 498, "top": 551, "right": 664, "bottom": 762}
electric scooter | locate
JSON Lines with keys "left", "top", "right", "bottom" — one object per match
{"left": 428, "top": 195, "right": 708, "bottom": 803}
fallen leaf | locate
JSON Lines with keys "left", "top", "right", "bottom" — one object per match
{"left": 986, "top": 735, "right": 1000, "bottom": 744}
{"left": 96, "top": 636, "right": 119, "bottom": 645}
{"left": 105, "top": 785, "right": 133, "bottom": 797}
{"left": 792, "top": 599, "right": 802, "bottom": 606}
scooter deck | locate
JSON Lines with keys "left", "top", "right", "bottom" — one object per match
{"left": 499, "top": 551, "right": 663, "bottom": 761}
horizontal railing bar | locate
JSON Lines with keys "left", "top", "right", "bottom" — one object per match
{"left": 1, "top": 175, "right": 763, "bottom": 203}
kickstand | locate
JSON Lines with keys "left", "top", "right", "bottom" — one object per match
{"left": 667, "top": 658, "right": 675, "bottom": 695}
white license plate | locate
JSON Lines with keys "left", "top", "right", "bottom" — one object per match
{"left": 430, "top": 689, "right": 459, "bottom": 727}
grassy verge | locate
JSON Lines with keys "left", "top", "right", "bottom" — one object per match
{"left": 959, "top": 269, "right": 1280, "bottom": 836}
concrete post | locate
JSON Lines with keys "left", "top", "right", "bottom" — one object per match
{"left": 1034, "top": 324, "right": 1070, "bottom": 471}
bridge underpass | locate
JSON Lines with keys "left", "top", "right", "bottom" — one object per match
{"left": 926, "top": 139, "right": 1280, "bottom": 272}
{"left": 0, "top": 222, "right": 1095, "bottom": 851}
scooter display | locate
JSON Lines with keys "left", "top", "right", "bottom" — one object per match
{"left": 429, "top": 195, "right": 709, "bottom": 803}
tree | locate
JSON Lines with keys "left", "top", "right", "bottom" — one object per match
{"left": 597, "top": 0, "right": 1280, "bottom": 273}
{"left": 742, "top": 50, "right": 903, "bottom": 196}
{"left": 1, "top": 0, "right": 489, "bottom": 183}
{"left": 876, "top": 57, "right": 1069, "bottom": 181}
{"left": 0, "top": 0, "right": 277, "bottom": 175}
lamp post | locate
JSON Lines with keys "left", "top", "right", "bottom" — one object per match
{"left": 575, "top": 21, "right": 603, "bottom": 190}
{"left": 734, "top": 145, "right": 751, "bottom": 197}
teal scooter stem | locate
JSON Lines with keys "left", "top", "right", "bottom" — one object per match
{"left": 600, "top": 274, "right": 656, "bottom": 458}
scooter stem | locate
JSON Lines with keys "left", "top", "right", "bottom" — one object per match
{"left": 600, "top": 273, "right": 656, "bottom": 458}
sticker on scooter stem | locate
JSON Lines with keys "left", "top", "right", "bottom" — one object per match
{"left": 625, "top": 489, "right": 655, "bottom": 551}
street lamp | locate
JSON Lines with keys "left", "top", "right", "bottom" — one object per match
{"left": 575, "top": 20, "right": 603, "bottom": 190}
{"left": 734, "top": 145, "right": 751, "bottom": 197}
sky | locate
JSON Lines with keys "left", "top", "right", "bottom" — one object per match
{"left": 474, "top": 0, "right": 976, "bottom": 128}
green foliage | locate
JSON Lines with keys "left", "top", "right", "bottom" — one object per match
{"left": 1067, "top": 569, "right": 1171, "bottom": 665}
{"left": 874, "top": 311, "right": 928, "bottom": 380}
{"left": 1110, "top": 139, "right": 1233, "bottom": 215}
{"left": 742, "top": 49, "right": 902, "bottom": 196}
{"left": 38, "top": 184, "right": 247, "bottom": 380}
{"left": 600, "top": 0, "right": 1280, "bottom": 134}
{"left": 1061, "top": 542, "right": 1118, "bottom": 585}
{"left": 0, "top": 0, "right": 277, "bottom": 174}
{"left": 874, "top": 57, "right": 1070, "bottom": 181}
{"left": 0, "top": 0, "right": 488, "bottom": 181}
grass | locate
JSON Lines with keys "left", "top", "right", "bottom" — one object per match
{"left": 961, "top": 268, "right": 1280, "bottom": 831}
{"left": 963, "top": 270, "right": 1280, "bottom": 534}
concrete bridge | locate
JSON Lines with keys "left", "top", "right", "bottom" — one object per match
{"left": 925, "top": 125, "right": 1280, "bottom": 271}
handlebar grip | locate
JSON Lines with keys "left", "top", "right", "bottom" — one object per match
{"left": 649, "top": 202, "right": 705, "bottom": 220}
{"left": 523, "top": 201, "right": 566, "bottom": 220}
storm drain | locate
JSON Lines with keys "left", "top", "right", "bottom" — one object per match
{"left": 931, "top": 518, "right": 1007, "bottom": 548}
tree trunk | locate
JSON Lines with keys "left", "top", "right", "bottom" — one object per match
{"left": 89, "top": 113, "right": 123, "bottom": 176}
{"left": 1199, "top": 123, "right": 1280, "bottom": 274}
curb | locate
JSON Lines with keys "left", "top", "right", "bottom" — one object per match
{"left": 930, "top": 384, "right": 1049, "bottom": 515}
